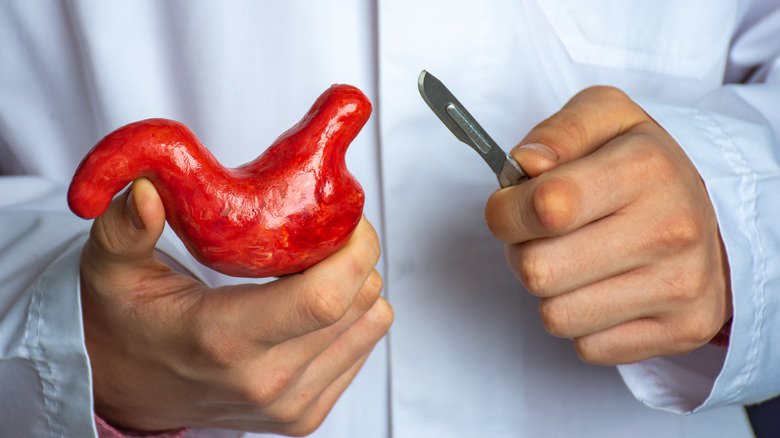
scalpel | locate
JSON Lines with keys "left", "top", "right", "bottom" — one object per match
{"left": 417, "top": 70, "right": 528, "bottom": 188}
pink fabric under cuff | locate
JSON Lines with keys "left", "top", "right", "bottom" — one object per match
{"left": 709, "top": 319, "right": 732, "bottom": 348}
{"left": 94, "top": 414, "right": 190, "bottom": 438}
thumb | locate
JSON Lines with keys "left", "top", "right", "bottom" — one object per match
{"left": 88, "top": 178, "right": 166, "bottom": 262}
{"left": 511, "top": 86, "right": 647, "bottom": 177}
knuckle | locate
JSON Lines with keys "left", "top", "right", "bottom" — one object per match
{"left": 656, "top": 212, "right": 702, "bottom": 251}
{"left": 658, "top": 264, "right": 709, "bottom": 305}
{"left": 677, "top": 312, "right": 722, "bottom": 350}
{"left": 367, "top": 270, "right": 384, "bottom": 295}
{"left": 267, "top": 397, "right": 310, "bottom": 424}
{"left": 242, "top": 366, "right": 296, "bottom": 407}
{"left": 190, "top": 324, "right": 247, "bottom": 371}
{"left": 531, "top": 178, "right": 579, "bottom": 234}
{"left": 343, "top": 244, "right": 378, "bottom": 284}
{"left": 541, "top": 111, "right": 589, "bottom": 159}
{"left": 353, "top": 221, "right": 382, "bottom": 264}
{"left": 572, "top": 337, "right": 610, "bottom": 365}
{"left": 517, "top": 250, "right": 556, "bottom": 296}
{"left": 301, "top": 286, "right": 350, "bottom": 328}
{"left": 676, "top": 278, "right": 707, "bottom": 304}
{"left": 539, "top": 297, "right": 574, "bottom": 338}
{"left": 89, "top": 216, "right": 124, "bottom": 257}
{"left": 366, "top": 298, "right": 395, "bottom": 337}
{"left": 365, "top": 270, "right": 384, "bottom": 296}
{"left": 630, "top": 139, "right": 678, "bottom": 183}
{"left": 355, "top": 272, "right": 384, "bottom": 311}
{"left": 340, "top": 253, "right": 365, "bottom": 281}
{"left": 364, "top": 231, "right": 382, "bottom": 263}
{"left": 285, "top": 414, "right": 329, "bottom": 438}
{"left": 88, "top": 192, "right": 145, "bottom": 259}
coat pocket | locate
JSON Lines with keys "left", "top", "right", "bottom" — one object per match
{"left": 537, "top": 0, "right": 737, "bottom": 78}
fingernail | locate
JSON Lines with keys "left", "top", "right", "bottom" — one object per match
{"left": 513, "top": 143, "right": 558, "bottom": 161}
{"left": 125, "top": 188, "right": 145, "bottom": 231}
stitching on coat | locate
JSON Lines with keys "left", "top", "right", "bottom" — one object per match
{"left": 690, "top": 107, "right": 765, "bottom": 405}
{"left": 27, "top": 273, "right": 63, "bottom": 437}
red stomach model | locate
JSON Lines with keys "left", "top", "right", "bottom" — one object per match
{"left": 68, "top": 84, "right": 370, "bottom": 278}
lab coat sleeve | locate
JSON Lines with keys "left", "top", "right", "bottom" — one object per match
{"left": 0, "top": 177, "right": 244, "bottom": 438}
{"left": 616, "top": 2, "right": 780, "bottom": 414}
{"left": 0, "top": 177, "right": 98, "bottom": 437}
{"left": 616, "top": 4, "right": 780, "bottom": 411}
{"left": 619, "top": 84, "right": 780, "bottom": 414}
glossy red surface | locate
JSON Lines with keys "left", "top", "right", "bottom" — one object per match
{"left": 68, "top": 84, "right": 370, "bottom": 277}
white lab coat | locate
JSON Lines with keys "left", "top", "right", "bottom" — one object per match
{"left": 1, "top": 1, "right": 778, "bottom": 437}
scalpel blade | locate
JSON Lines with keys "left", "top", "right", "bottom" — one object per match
{"left": 417, "top": 70, "right": 528, "bottom": 188}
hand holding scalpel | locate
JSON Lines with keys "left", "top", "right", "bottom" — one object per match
{"left": 417, "top": 70, "right": 528, "bottom": 188}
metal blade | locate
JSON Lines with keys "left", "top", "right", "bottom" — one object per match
{"left": 417, "top": 70, "right": 527, "bottom": 188}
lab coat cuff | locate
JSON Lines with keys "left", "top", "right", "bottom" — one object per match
{"left": 21, "top": 231, "right": 99, "bottom": 436}
{"left": 618, "top": 90, "right": 780, "bottom": 413}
